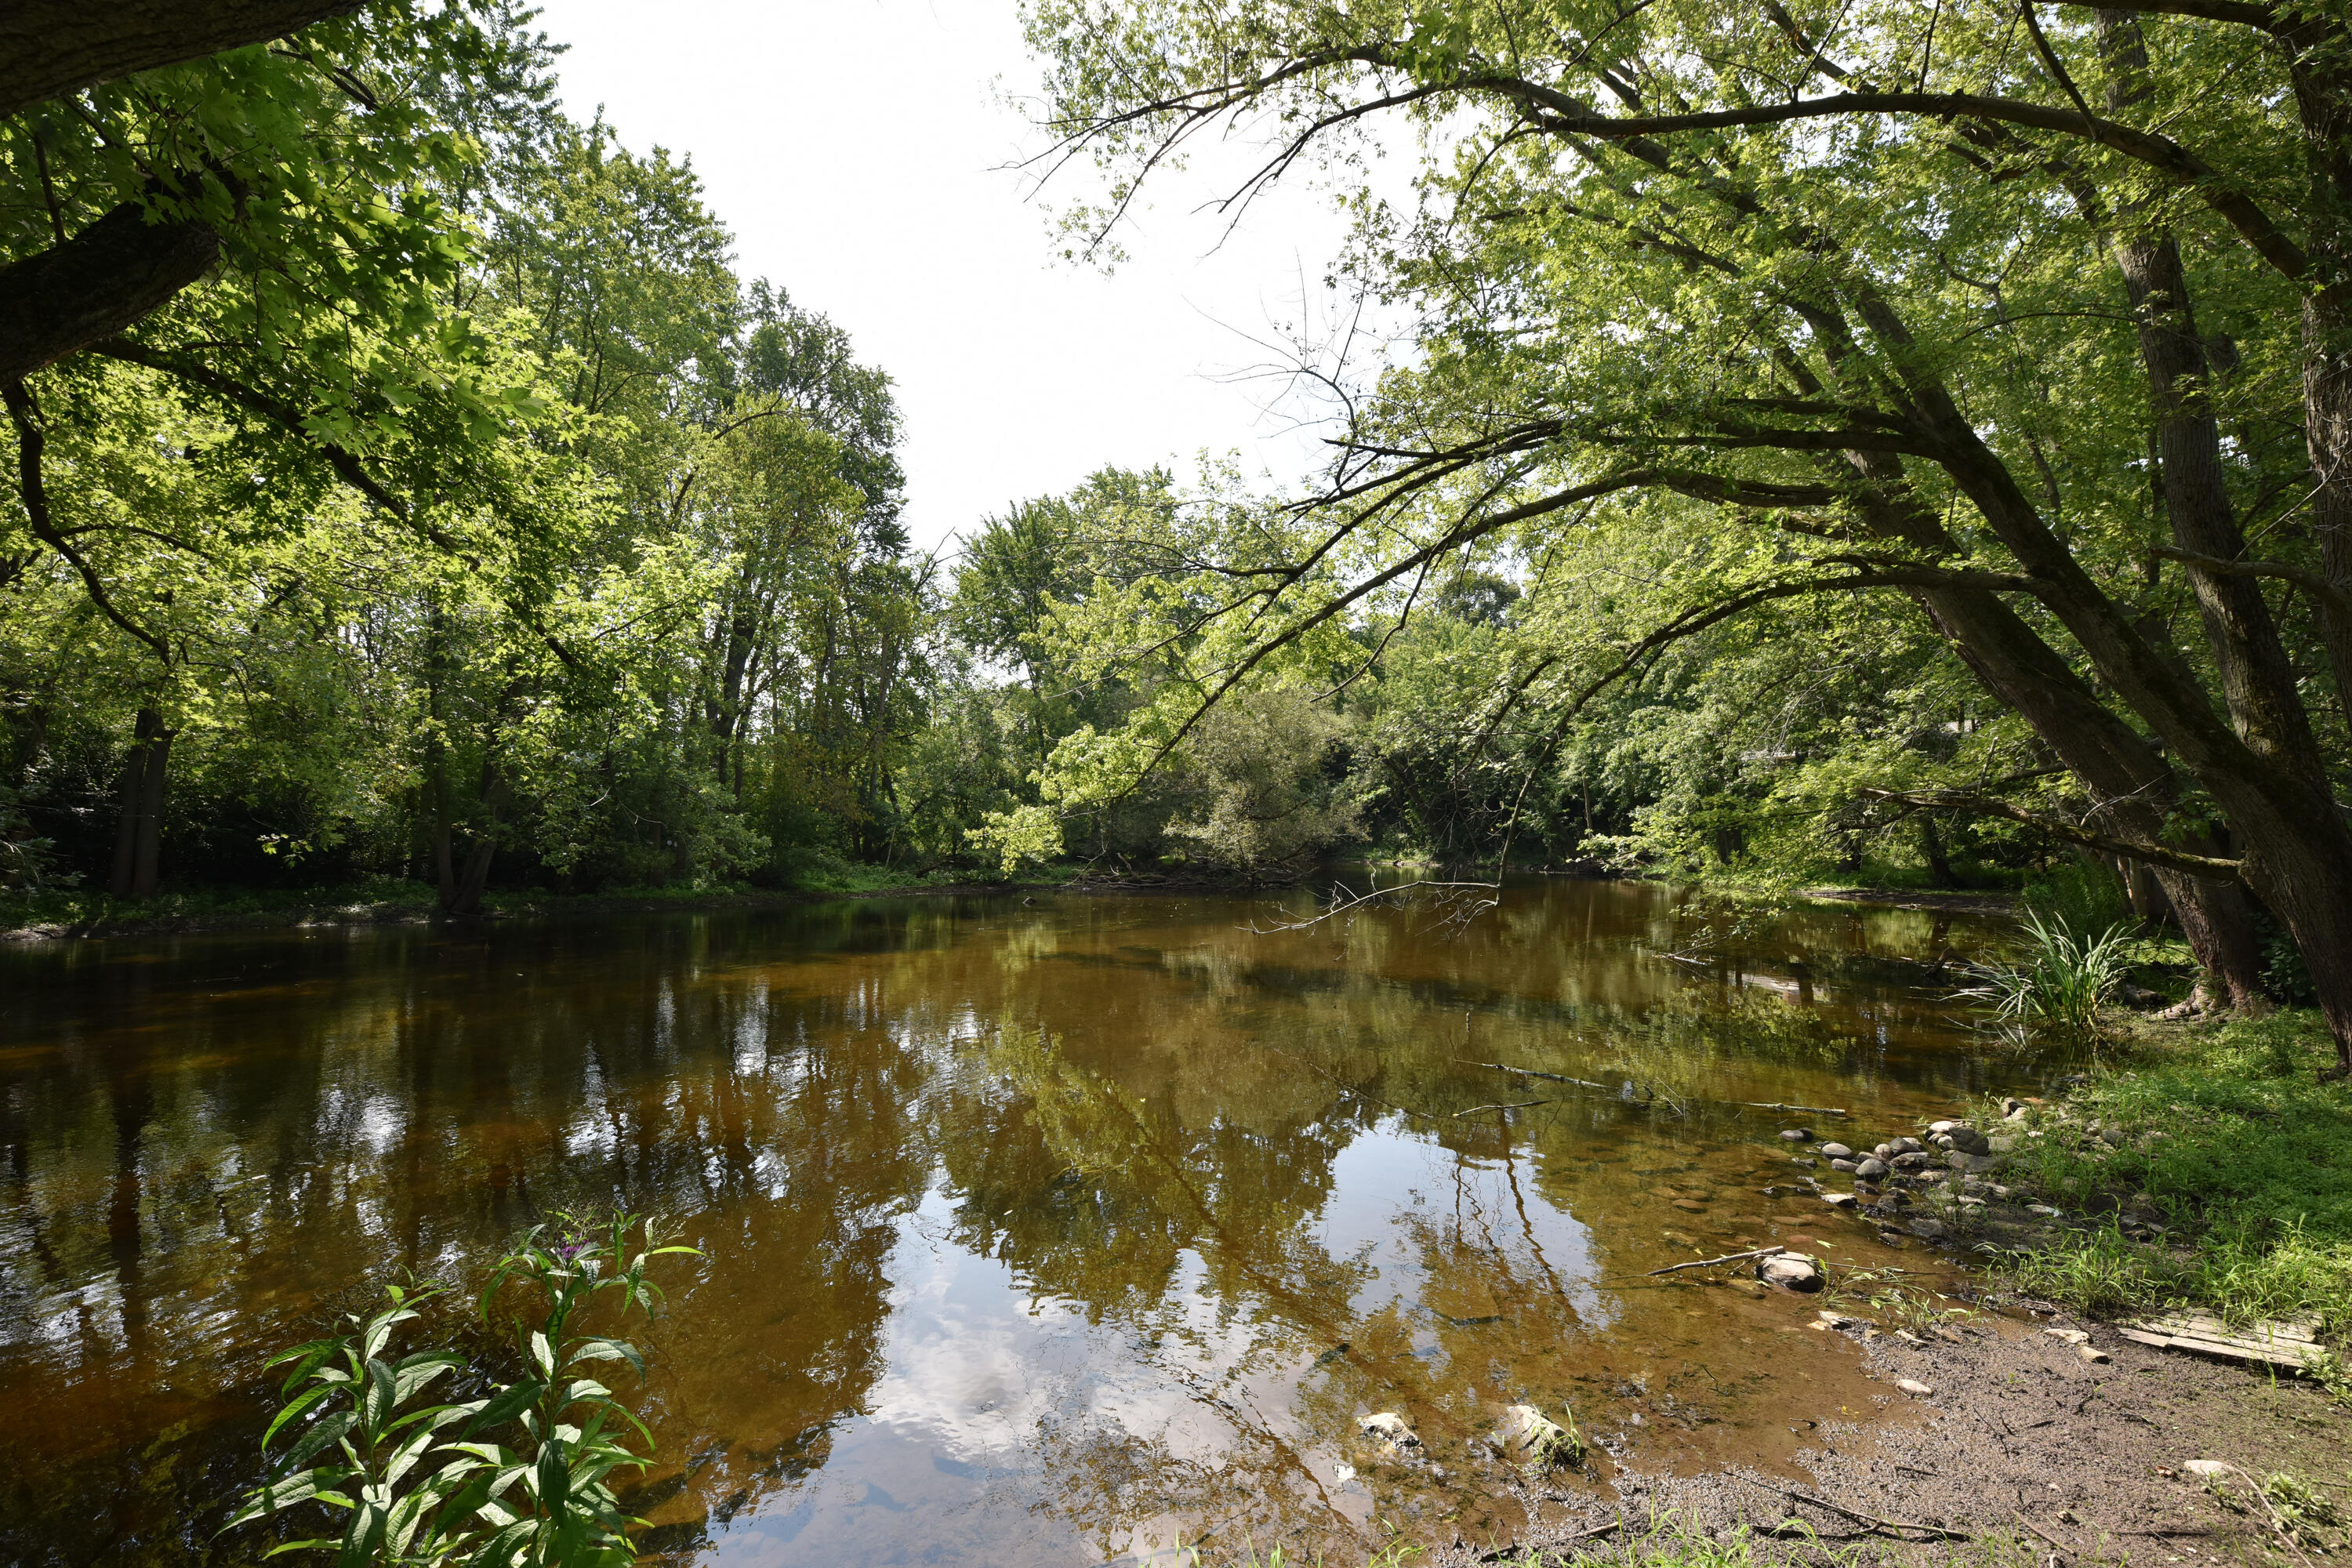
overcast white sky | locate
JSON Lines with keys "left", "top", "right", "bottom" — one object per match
{"left": 544, "top": 0, "right": 1375, "bottom": 557}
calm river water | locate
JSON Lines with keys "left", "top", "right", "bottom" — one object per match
{"left": 0, "top": 879, "right": 2052, "bottom": 1566}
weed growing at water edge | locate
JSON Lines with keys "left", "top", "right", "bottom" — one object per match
{"left": 226, "top": 1210, "right": 698, "bottom": 1567}
{"left": 1955, "top": 910, "right": 2135, "bottom": 1038}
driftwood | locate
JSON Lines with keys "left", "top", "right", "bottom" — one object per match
{"left": 2118, "top": 1312, "right": 2324, "bottom": 1370}
{"left": 1479, "top": 1517, "right": 1624, "bottom": 1562}
{"left": 1784, "top": 1489, "right": 1971, "bottom": 1541}
{"left": 2013, "top": 1512, "right": 2075, "bottom": 1554}
{"left": 1644, "top": 1244, "right": 1784, "bottom": 1277}
{"left": 1742, "top": 1100, "right": 1852, "bottom": 1117}
{"left": 1454, "top": 1099, "right": 1555, "bottom": 1117}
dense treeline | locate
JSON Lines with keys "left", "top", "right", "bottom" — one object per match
{"left": 4, "top": 1, "right": 2350, "bottom": 1054}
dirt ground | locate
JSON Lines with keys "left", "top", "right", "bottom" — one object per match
{"left": 1426, "top": 1309, "right": 2352, "bottom": 1566}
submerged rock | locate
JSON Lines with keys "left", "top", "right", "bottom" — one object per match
{"left": 1759, "top": 1252, "right": 1825, "bottom": 1291}
{"left": 1498, "top": 1403, "right": 1583, "bottom": 1469}
{"left": 1361, "top": 1412, "right": 1420, "bottom": 1450}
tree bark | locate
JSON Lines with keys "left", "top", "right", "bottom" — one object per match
{"left": 0, "top": 0, "right": 361, "bottom": 119}
{"left": 107, "top": 706, "right": 171, "bottom": 898}
{"left": 0, "top": 198, "right": 220, "bottom": 387}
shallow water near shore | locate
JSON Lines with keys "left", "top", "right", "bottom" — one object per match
{"left": 0, "top": 878, "right": 2061, "bottom": 1566}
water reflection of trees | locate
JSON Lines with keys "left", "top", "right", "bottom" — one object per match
{"left": 0, "top": 887, "right": 2010, "bottom": 1566}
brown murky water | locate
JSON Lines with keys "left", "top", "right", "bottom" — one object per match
{"left": 0, "top": 879, "right": 2056, "bottom": 1566}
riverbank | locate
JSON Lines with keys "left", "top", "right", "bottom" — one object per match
{"left": 1421, "top": 1301, "right": 2352, "bottom": 1566}
{"left": 0, "top": 864, "right": 2010, "bottom": 942}
{"left": 0, "top": 873, "right": 1075, "bottom": 941}
{"left": 1406, "top": 1007, "right": 2352, "bottom": 1566}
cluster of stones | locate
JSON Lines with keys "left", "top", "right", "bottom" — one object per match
{"left": 1779, "top": 1105, "right": 2030, "bottom": 1246}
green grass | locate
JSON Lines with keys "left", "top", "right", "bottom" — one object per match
{"left": 1993, "top": 1008, "right": 2352, "bottom": 1330}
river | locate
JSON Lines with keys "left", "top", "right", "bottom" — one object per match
{"left": 0, "top": 877, "right": 2049, "bottom": 1566}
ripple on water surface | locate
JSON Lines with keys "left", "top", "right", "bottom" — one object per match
{"left": 0, "top": 879, "right": 2060, "bottom": 1566}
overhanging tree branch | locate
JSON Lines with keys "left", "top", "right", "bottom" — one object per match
{"left": 1858, "top": 786, "right": 2244, "bottom": 875}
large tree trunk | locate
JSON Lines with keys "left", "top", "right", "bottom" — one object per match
{"left": 107, "top": 706, "right": 171, "bottom": 898}
{"left": 0, "top": 0, "right": 361, "bottom": 118}
{"left": 1798, "top": 334, "right": 2270, "bottom": 1007}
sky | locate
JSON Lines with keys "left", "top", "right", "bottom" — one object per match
{"left": 543, "top": 0, "right": 1378, "bottom": 558}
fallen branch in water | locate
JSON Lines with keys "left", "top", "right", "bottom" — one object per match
{"left": 1461, "top": 1060, "right": 1611, "bottom": 1091}
{"left": 1743, "top": 1100, "right": 1851, "bottom": 1117}
{"left": 1644, "top": 1245, "right": 1783, "bottom": 1277}
{"left": 1784, "top": 1490, "right": 1971, "bottom": 1541}
{"left": 1454, "top": 1099, "right": 1555, "bottom": 1117}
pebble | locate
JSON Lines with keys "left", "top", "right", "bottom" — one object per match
{"left": 1897, "top": 1378, "right": 1935, "bottom": 1397}
{"left": 1822, "top": 1192, "right": 1858, "bottom": 1209}
{"left": 1780, "top": 1128, "right": 1812, "bottom": 1142}
{"left": 1829, "top": 1158, "right": 1858, "bottom": 1172}
{"left": 1874, "top": 1142, "right": 1895, "bottom": 1160}
{"left": 1820, "top": 1142, "right": 1854, "bottom": 1160}
{"left": 1361, "top": 1412, "right": 1421, "bottom": 1449}
{"left": 1855, "top": 1156, "right": 1889, "bottom": 1179}
{"left": 2044, "top": 1327, "right": 2089, "bottom": 1345}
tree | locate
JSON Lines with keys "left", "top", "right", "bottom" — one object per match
{"left": 1022, "top": 0, "right": 2352, "bottom": 1061}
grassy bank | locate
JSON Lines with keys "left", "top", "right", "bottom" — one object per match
{"left": 1992, "top": 1008, "right": 2352, "bottom": 1335}
{"left": 0, "top": 864, "right": 1083, "bottom": 939}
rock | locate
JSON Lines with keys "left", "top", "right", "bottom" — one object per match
{"left": 1929, "top": 1120, "right": 1958, "bottom": 1134}
{"left": 1759, "top": 1252, "right": 1825, "bottom": 1291}
{"left": 1874, "top": 1142, "right": 1895, "bottom": 1160}
{"left": 1896, "top": 1378, "right": 1935, "bottom": 1397}
{"left": 1890, "top": 1136, "right": 1925, "bottom": 1156}
{"left": 1820, "top": 1142, "right": 1855, "bottom": 1160}
{"left": 1855, "top": 1157, "right": 1889, "bottom": 1179}
{"left": 1822, "top": 1192, "right": 1858, "bottom": 1209}
{"left": 1361, "top": 1412, "right": 1421, "bottom": 1450}
{"left": 1910, "top": 1218, "right": 1947, "bottom": 1240}
{"left": 1780, "top": 1128, "right": 1812, "bottom": 1142}
{"left": 1498, "top": 1403, "right": 1582, "bottom": 1468}
{"left": 1891, "top": 1152, "right": 1934, "bottom": 1171}
{"left": 1949, "top": 1152, "right": 2001, "bottom": 1174}
{"left": 2001, "top": 1096, "right": 2025, "bottom": 1116}
{"left": 2044, "top": 1327, "right": 2089, "bottom": 1345}
{"left": 1830, "top": 1158, "right": 1858, "bottom": 1172}
{"left": 1671, "top": 1199, "right": 1708, "bottom": 1211}
{"left": 1946, "top": 1127, "right": 1992, "bottom": 1155}
{"left": 2077, "top": 1344, "right": 2112, "bottom": 1364}
{"left": 2183, "top": 1460, "right": 2234, "bottom": 1479}
{"left": 2006, "top": 1105, "right": 2031, "bottom": 1122}
{"left": 1818, "top": 1309, "right": 1869, "bottom": 1330}
{"left": 2027, "top": 1203, "right": 2063, "bottom": 1217}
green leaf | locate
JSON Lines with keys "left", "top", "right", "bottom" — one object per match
{"left": 462, "top": 1378, "right": 545, "bottom": 1437}
{"left": 563, "top": 1338, "right": 644, "bottom": 1380}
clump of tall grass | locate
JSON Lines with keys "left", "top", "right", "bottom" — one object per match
{"left": 1957, "top": 909, "right": 2135, "bottom": 1036}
